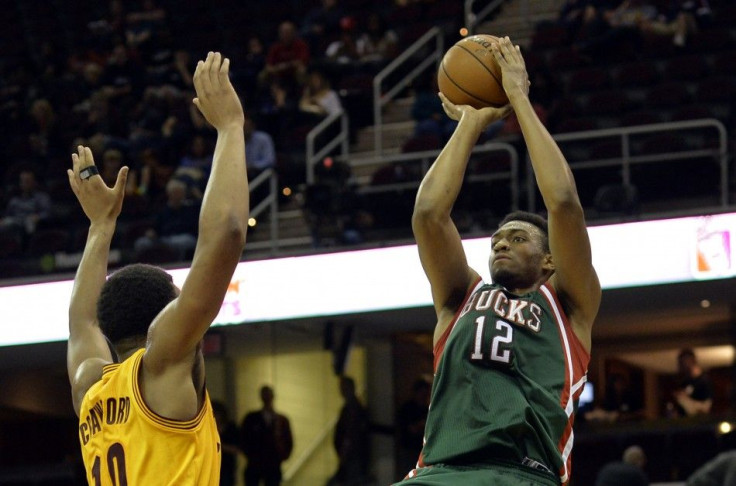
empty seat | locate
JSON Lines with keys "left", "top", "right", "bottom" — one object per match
{"left": 26, "top": 228, "right": 70, "bottom": 256}
{"left": 694, "top": 76, "right": 736, "bottom": 103}
{"left": 582, "top": 90, "right": 632, "bottom": 116}
{"left": 663, "top": 54, "right": 710, "bottom": 81}
{"left": 567, "top": 67, "right": 610, "bottom": 93}
{"left": 644, "top": 81, "right": 692, "bottom": 108}
{"left": 618, "top": 110, "right": 663, "bottom": 127}
{"left": 615, "top": 61, "right": 660, "bottom": 88}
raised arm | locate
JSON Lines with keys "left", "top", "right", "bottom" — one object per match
{"left": 493, "top": 37, "right": 600, "bottom": 349}
{"left": 144, "top": 52, "right": 248, "bottom": 368}
{"left": 66, "top": 147, "right": 129, "bottom": 415}
{"left": 412, "top": 92, "right": 509, "bottom": 342}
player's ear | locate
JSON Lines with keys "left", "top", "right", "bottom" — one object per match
{"left": 542, "top": 253, "right": 554, "bottom": 272}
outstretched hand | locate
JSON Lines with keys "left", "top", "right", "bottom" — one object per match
{"left": 438, "top": 92, "right": 512, "bottom": 127}
{"left": 192, "top": 51, "right": 244, "bottom": 130}
{"left": 67, "top": 145, "right": 128, "bottom": 224}
{"left": 491, "top": 36, "right": 530, "bottom": 101}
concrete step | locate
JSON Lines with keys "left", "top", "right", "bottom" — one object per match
{"left": 475, "top": 0, "right": 563, "bottom": 46}
{"left": 354, "top": 120, "right": 415, "bottom": 153}
{"left": 248, "top": 208, "right": 311, "bottom": 242}
{"left": 382, "top": 97, "right": 415, "bottom": 124}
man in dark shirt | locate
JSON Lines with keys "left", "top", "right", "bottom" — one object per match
{"left": 240, "top": 386, "right": 293, "bottom": 486}
{"left": 675, "top": 348, "right": 713, "bottom": 416}
{"left": 595, "top": 445, "right": 649, "bottom": 486}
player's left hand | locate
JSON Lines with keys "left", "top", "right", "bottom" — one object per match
{"left": 492, "top": 36, "right": 530, "bottom": 101}
{"left": 67, "top": 145, "right": 128, "bottom": 224}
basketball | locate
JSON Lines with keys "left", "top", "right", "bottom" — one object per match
{"left": 437, "top": 34, "right": 509, "bottom": 109}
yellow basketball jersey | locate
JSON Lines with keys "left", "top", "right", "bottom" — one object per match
{"left": 78, "top": 349, "right": 220, "bottom": 485}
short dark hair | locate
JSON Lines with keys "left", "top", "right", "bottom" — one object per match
{"left": 678, "top": 348, "right": 696, "bottom": 361}
{"left": 498, "top": 211, "right": 549, "bottom": 251}
{"left": 97, "top": 263, "right": 177, "bottom": 345}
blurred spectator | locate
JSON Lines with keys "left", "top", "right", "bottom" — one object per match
{"left": 125, "top": 0, "right": 168, "bottom": 57}
{"left": 101, "top": 44, "right": 145, "bottom": 103}
{"left": 687, "top": 451, "right": 736, "bottom": 486}
{"left": 240, "top": 385, "right": 293, "bottom": 486}
{"left": 595, "top": 445, "right": 649, "bottom": 486}
{"left": 557, "top": 0, "right": 593, "bottom": 41}
{"left": 396, "top": 377, "right": 431, "bottom": 477}
{"left": 639, "top": 0, "right": 712, "bottom": 47}
{"left": 145, "top": 48, "right": 194, "bottom": 90}
{"left": 301, "top": 0, "right": 345, "bottom": 56}
{"left": 325, "top": 17, "right": 361, "bottom": 67}
{"left": 260, "top": 21, "right": 310, "bottom": 100}
{"left": 235, "top": 35, "right": 267, "bottom": 105}
{"left": 585, "top": 373, "right": 643, "bottom": 422}
{"left": 245, "top": 115, "right": 277, "bottom": 176}
{"left": 132, "top": 147, "right": 175, "bottom": 204}
{"left": 244, "top": 114, "right": 277, "bottom": 208}
{"left": 176, "top": 134, "right": 214, "bottom": 196}
{"left": 26, "top": 98, "right": 63, "bottom": 162}
{"left": 573, "top": 0, "right": 649, "bottom": 60}
{"left": 299, "top": 70, "right": 343, "bottom": 120}
{"left": 327, "top": 376, "right": 371, "bottom": 486}
{"left": 87, "top": 0, "right": 127, "bottom": 52}
{"left": 134, "top": 177, "right": 199, "bottom": 261}
{"left": 673, "top": 348, "right": 713, "bottom": 416}
{"left": 212, "top": 401, "right": 241, "bottom": 486}
{"left": 355, "top": 12, "right": 398, "bottom": 68}
{"left": 0, "top": 168, "right": 51, "bottom": 241}
{"left": 100, "top": 148, "right": 137, "bottom": 195}
{"left": 410, "top": 73, "right": 457, "bottom": 142}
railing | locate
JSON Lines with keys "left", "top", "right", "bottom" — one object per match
{"left": 526, "top": 118, "right": 730, "bottom": 213}
{"left": 464, "top": 0, "right": 508, "bottom": 34}
{"left": 349, "top": 142, "right": 520, "bottom": 212}
{"left": 248, "top": 167, "right": 279, "bottom": 255}
{"left": 373, "top": 27, "right": 444, "bottom": 156}
{"left": 306, "top": 110, "right": 349, "bottom": 185}
{"left": 282, "top": 414, "right": 340, "bottom": 483}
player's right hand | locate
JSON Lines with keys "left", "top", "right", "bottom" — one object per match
{"left": 193, "top": 52, "right": 244, "bottom": 130}
{"left": 439, "top": 92, "right": 512, "bottom": 127}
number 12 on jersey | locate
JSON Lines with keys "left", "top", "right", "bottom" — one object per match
{"left": 470, "top": 316, "right": 513, "bottom": 364}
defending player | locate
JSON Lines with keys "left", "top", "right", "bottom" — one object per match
{"left": 67, "top": 52, "right": 248, "bottom": 485}
{"left": 399, "top": 37, "right": 601, "bottom": 485}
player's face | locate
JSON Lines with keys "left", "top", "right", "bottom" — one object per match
{"left": 489, "top": 221, "right": 549, "bottom": 289}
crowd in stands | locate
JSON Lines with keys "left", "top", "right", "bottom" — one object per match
{"left": 0, "top": 0, "right": 733, "bottom": 275}
{"left": 0, "top": 0, "right": 461, "bottom": 275}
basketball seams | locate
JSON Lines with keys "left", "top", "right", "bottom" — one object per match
{"left": 439, "top": 43, "right": 507, "bottom": 108}
{"left": 453, "top": 44, "right": 504, "bottom": 89}
{"left": 440, "top": 60, "right": 493, "bottom": 106}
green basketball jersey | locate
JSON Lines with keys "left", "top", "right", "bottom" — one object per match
{"left": 414, "top": 279, "right": 589, "bottom": 485}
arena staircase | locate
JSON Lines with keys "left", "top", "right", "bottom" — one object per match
{"left": 245, "top": 1, "right": 567, "bottom": 258}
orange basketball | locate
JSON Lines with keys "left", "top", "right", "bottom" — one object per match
{"left": 437, "top": 34, "right": 509, "bottom": 109}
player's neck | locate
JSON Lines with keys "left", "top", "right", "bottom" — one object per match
{"left": 114, "top": 336, "right": 146, "bottom": 361}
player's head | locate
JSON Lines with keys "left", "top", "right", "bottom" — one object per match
{"left": 489, "top": 211, "right": 553, "bottom": 290}
{"left": 260, "top": 385, "right": 275, "bottom": 408}
{"left": 677, "top": 348, "right": 697, "bottom": 374}
{"left": 97, "top": 263, "right": 178, "bottom": 350}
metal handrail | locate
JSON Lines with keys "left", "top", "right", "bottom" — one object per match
{"left": 350, "top": 142, "right": 520, "bottom": 211}
{"left": 306, "top": 110, "right": 349, "bottom": 185}
{"left": 464, "top": 0, "right": 507, "bottom": 34}
{"left": 526, "top": 118, "right": 729, "bottom": 212}
{"left": 373, "top": 27, "right": 444, "bottom": 156}
{"left": 249, "top": 167, "right": 279, "bottom": 255}
{"left": 282, "top": 414, "right": 340, "bottom": 483}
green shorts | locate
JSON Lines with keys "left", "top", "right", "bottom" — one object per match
{"left": 392, "top": 462, "right": 560, "bottom": 486}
